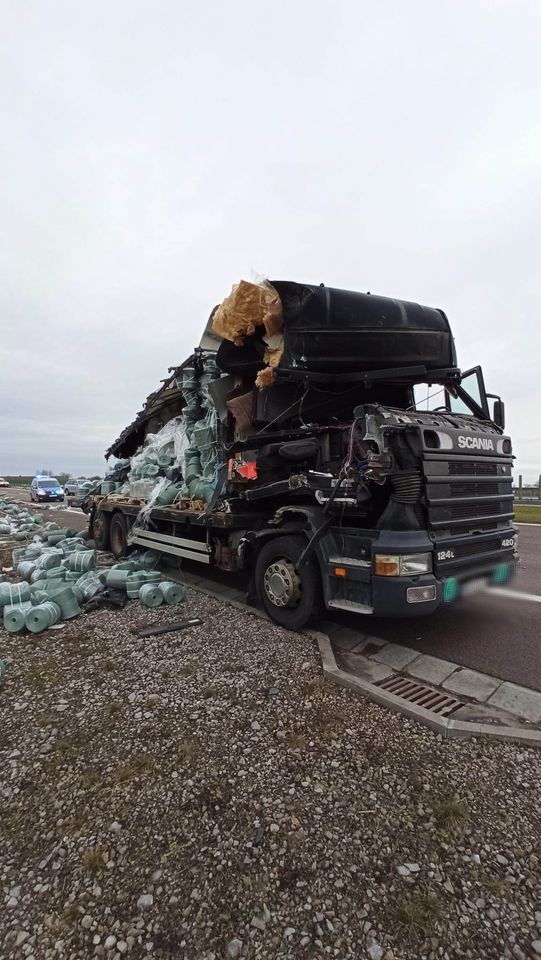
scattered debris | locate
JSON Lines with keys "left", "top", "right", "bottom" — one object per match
{"left": 131, "top": 616, "right": 202, "bottom": 639}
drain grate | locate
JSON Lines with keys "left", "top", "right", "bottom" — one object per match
{"left": 375, "top": 675, "right": 463, "bottom": 717}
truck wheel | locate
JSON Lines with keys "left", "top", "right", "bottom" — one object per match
{"left": 92, "top": 510, "right": 111, "bottom": 551}
{"left": 255, "top": 535, "right": 320, "bottom": 630}
{"left": 109, "top": 512, "right": 130, "bottom": 559}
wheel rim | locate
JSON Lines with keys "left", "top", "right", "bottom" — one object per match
{"left": 263, "top": 559, "right": 301, "bottom": 609}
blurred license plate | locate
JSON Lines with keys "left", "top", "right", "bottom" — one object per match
{"left": 461, "top": 577, "right": 489, "bottom": 597}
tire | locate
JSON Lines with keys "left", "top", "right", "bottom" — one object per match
{"left": 109, "top": 512, "right": 130, "bottom": 559}
{"left": 255, "top": 534, "right": 321, "bottom": 630}
{"left": 92, "top": 509, "right": 111, "bottom": 551}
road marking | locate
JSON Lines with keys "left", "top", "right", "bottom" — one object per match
{"left": 516, "top": 522, "right": 541, "bottom": 528}
{"left": 491, "top": 587, "right": 541, "bottom": 604}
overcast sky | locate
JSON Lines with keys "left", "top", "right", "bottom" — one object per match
{"left": 1, "top": 0, "right": 540, "bottom": 481}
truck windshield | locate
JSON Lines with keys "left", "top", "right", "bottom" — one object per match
{"left": 414, "top": 367, "right": 489, "bottom": 419}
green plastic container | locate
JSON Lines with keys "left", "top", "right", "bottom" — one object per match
{"left": 139, "top": 584, "right": 164, "bottom": 608}
{"left": 159, "top": 581, "right": 186, "bottom": 605}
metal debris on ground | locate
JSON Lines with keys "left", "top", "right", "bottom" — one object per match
{"left": 131, "top": 616, "right": 203, "bottom": 638}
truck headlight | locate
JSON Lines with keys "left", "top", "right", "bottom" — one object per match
{"left": 374, "top": 553, "right": 432, "bottom": 576}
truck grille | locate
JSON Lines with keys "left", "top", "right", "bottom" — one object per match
{"left": 448, "top": 461, "right": 498, "bottom": 476}
{"left": 448, "top": 500, "right": 511, "bottom": 521}
{"left": 448, "top": 480, "right": 502, "bottom": 497}
{"left": 423, "top": 454, "right": 514, "bottom": 535}
{"left": 452, "top": 538, "right": 500, "bottom": 558}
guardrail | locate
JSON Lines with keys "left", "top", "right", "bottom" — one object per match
{"left": 513, "top": 475, "right": 541, "bottom": 503}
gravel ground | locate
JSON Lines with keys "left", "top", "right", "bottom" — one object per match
{"left": 1, "top": 585, "right": 541, "bottom": 960}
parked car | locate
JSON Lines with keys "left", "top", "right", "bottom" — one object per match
{"left": 30, "top": 476, "right": 64, "bottom": 502}
{"left": 0, "top": 477, "right": 9, "bottom": 487}
{"left": 63, "top": 477, "right": 88, "bottom": 497}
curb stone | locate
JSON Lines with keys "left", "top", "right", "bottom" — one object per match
{"left": 170, "top": 571, "right": 541, "bottom": 747}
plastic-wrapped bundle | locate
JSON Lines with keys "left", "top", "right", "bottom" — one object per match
{"left": 36, "top": 551, "right": 63, "bottom": 571}
{"left": 129, "top": 479, "right": 157, "bottom": 500}
{"left": 126, "top": 571, "right": 148, "bottom": 598}
{"left": 142, "top": 570, "right": 162, "bottom": 583}
{"left": 75, "top": 572, "right": 103, "bottom": 601}
{"left": 17, "top": 561, "right": 37, "bottom": 582}
{"left": 184, "top": 448, "right": 215, "bottom": 503}
{"left": 0, "top": 523, "right": 11, "bottom": 534}
{"left": 153, "top": 481, "right": 182, "bottom": 506}
{"left": 50, "top": 585, "right": 81, "bottom": 619}
{"left": 12, "top": 547, "right": 27, "bottom": 566}
{"left": 47, "top": 567, "right": 67, "bottom": 581}
{"left": 159, "top": 581, "right": 186, "bottom": 605}
{"left": 47, "top": 532, "right": 69, "bottom": 545}
{"left": 24, "top": 544, "right": 43, "bottom": 559}
{"left": 4, "top": 602, "right": 32, "bottom": 633}
{"left": 31, "top": 590, "right": 49, "bottom": 605}
{"left": 59, "top": 537, "right": 87, "bottom": 554}
{"left": 0, "top": 581, "right": 31, "bottom": 608}
{"left": 68, "top": 551, "right": 96, "bottom": 573}
{"left": 139, "top": 583, "right": 164, "bottom": 607}
{"left": 42, "top": 581, "right": 67, "bottom": 598}
{"left": 106, "top": 569, "right": 129, "bottom": 590}
{"left": 31, "top": 568, "right": 48, "bottom": 583}
{"left": 136, "top": 550, "right": 160, "bottom": 569}
{"left": 141, "top": 463, "right": 160, "bottom": 478}
{"left": 25, "top": 601, "right": 62, "bottom": 633}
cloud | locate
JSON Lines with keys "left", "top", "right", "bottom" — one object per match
{"left": 1, "top": 0, "right": 540, "bottom": 479}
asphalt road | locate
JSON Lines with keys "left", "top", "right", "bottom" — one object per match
{"left": 331, "top": 523, "right": 541, "bottom": 692}
{"left": 3, "top": 488, "right": 540, "bottom": 690}
{"left": 3, "top": 487, "right": 89, "bottom": 534}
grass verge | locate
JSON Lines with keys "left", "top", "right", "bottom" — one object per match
{"left": 514, "top": 504, "right": 541, "bottom": 523}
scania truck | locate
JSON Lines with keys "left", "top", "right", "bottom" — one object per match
{"left": 85, "top": 281, "right": 518, "bottom": 629}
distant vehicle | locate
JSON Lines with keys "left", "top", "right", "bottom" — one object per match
{"left": 63, "top": 477, "right": 88, "bottom": 496}
{"left": 30, "top": 476, "right": 64, "bottom": 502}
{"left": 0, "top": 477, "right": 9, "bottom": 487}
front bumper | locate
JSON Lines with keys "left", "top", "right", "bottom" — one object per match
{"left": 371, "top": 554, "right": 519, "bottom": 617}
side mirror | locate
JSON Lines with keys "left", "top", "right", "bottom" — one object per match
{"left": 493, "top": 399, "right": 505, "bottom": 429}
